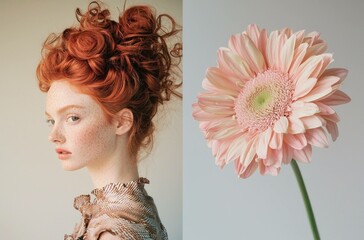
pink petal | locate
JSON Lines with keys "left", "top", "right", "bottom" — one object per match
{"left": 213, "top": 140, "right": 230, "bottom": 167}
{"left": 229, "top": 34, "right": 266, "bottom": 74}
{"left": 293, "top": 77, "right": 317, "bottom": 100}
{"left": 238, "top": 137, "right": 258, "bottom": 169}
{"left": 197, "top": 93, "right": 235, "bottom": 108}
{"left": 298, "top": 76, "right": 340, "bottom": 102}
{"left": 192, "top": 103, "right": 230, "bottom": 121}
{"left": 279, "top": 27, "right": 292, "bottom": 37}
{"left": 282, "top": 144, "right": 293, "bottom": 164}
{"left": 266, "top": 30, "right": 280, "bottom": 69}
{"left": 266, "top": 166, "right": 280, "bottom": 176}
{"left": 269, "top": 132, "right": 283, "bottom": 149}
{"left": 211, "top": 140, "right": 221, "bottom": 156}
{"left": 280, "top": 35, "right": 296, "bottom": 73}
{"left": 308, "top": 58, "right": 324, "bottom": 79}
{"left": 272, "top": 32, "right": 287, "bottom": 70}
{"left": 321, "top": 68, "right": 348, "bottom": 84}
{"left": 264, "top": 148, "right": 283, "bottom": 167}
{"left": 242, "top": 34, "right": 268, "bottom": 73}
{"left": 273, "top": 116, "right": 289, "bottom": 133}
{"left": 206, "top": 119, "right": 239, "bottom": 133}
{"left": 299, "top": 87, "right": 334, "bottom": 103}
{"left": 292, "top": 55, "right": 321, "bottom": 86}
{"left": 201, "top": 118, "right": 237, "bottom": 133}
{"left": 293, "top": 145, "right": 312, "bottom": 163}
{"left": 214, "top": 138, "right": 245, "bottom": 168}
{"left": 257, "top": 127, "right": 272, "bottom": 159}
{"left": 236, "top": 158, "right": 258, "bottom": 178}
{"left": 204, "top": 67, "right": 242, "bottom": 96}
{"left": 258, "top": 29, "right": 268, "bottom": 61}
{"left": 258, "top": 160, "right": 268, "bottom": 175}
{"left": 315, "top": 102, "right": 335, "bottom": 115}
{"left": 246, "top": 24, "right": 261, "bottom": 49}
{"left": 292, "top": 30, "right": 306, "bottom": 47}
{"left": 225, "top": 135, "right": 247, "bottom": 164}
{"left": 289, "top": 43, "right": 308, "bottom": 77}
{"left": 316, "top": 54, "right": 334, "bottom": 78}
{"left": 288, "top": 116, "right": 305, "bottom": 134}
{"left": 284, "top": 133, "right": 307, "bottom": 150}
{"left": 304, "top": 42, "right": 328, "bottom": 61}
{"left": 323, "top": 112, "right": 340, "bottom": 123}
{"left": 320, "top": 90, "right": 351, "bottom": 106}
{"left": 317, "top": 75, "right": 341, "bottom": 87}
{"left": 218, "top": 48, "right": 254, "bottom": 79}
{"left": 206, "top": 124, "right": 241, "bottom": 140}
{"left": 305, "top": 128, "right": 329, "bottom": 148}
{"left": 300, "top": 115, "right": 324, "bottom": 129}
{"left": 326, "top": 121, "right": 339, "bottom": 141}
{"left": 291, "top": 101, "right": 319, "bottom": 118}
{"left": 293, "top": 30, "right": 308, "bottom": 46}
{"left": 198, "top": 100, "right": 234, "bottom": 115}
{"left": 258, "top": 160, "right": 280, "bottom": 176}
{"left": 303, "top": 31, "right": 321, "bottom": 47}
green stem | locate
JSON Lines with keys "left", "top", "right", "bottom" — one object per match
{"left": 290, "top": 159, "right": 320, "bottom": 240}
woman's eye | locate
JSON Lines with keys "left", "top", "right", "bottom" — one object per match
{"left": 67, "top": 116, "right": 80, "bottom": 123}
{"left": 46, "top": 119, "right": 55, "bottom": 126}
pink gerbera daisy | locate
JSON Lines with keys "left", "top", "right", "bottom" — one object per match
{"left": 193, "top": 24, "right": 351, "bottom": 178}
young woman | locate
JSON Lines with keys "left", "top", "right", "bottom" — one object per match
{"left": 37, "top": 1, "right": 181, "bottom": 239}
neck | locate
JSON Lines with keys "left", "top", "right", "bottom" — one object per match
{"left": 87, "top": 151, "right": 139, "bottom": 189}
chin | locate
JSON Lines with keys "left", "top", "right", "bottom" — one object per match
{"left": 60, "top": 161, "right": 84, "bottom": 171}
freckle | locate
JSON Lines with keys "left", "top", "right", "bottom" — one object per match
{"left": 76, "top": 111, "right": 115, "bottom": 167}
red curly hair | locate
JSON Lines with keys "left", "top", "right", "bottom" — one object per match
{"left": 37, "top": 1, "right": 182, "bottom": 158}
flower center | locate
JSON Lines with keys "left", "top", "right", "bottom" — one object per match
{"left": 234, "top": 69, "right": 293, "bottom": 133}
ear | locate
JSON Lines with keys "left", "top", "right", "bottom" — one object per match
{"left": 113, "top": 108, "right": 133, "bottom": 135}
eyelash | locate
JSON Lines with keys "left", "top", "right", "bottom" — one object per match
{"left": 46, "top": 119, "right": 55, "bottom": 126}
{"left": 67, "top": 116, "right": 80, "bottom": 123}
{"left": 46, "top": 116, "right": 80, "bottom": 126}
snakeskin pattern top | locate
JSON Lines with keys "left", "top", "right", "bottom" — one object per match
{"left": 64, "top": 177, "right": 168, "bottom": 240}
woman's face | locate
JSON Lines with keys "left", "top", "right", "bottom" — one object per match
{"left": 45, "top": 80, "right": 117, "bottom": 171}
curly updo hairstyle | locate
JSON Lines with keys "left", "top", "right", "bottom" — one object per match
{"left": 37, "top": 1, "right": 182, "bottom": 158}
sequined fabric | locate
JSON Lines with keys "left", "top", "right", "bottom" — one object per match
{"left": 64, "top": 177, "right": 168, "bottom": 240}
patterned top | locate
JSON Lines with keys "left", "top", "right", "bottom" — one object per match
{"left": 64, "top": 177, "right": 168, "bottom": 240}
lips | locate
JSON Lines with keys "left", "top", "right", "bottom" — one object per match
{"left": 55, "top": 148, "right": 71, "bottom": 154}
{"left": 55, "top": 148, "right": 72, "bottom": 160}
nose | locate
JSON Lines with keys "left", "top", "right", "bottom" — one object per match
{"left": 48, "top": 125, "right": 65, "bottom": 143}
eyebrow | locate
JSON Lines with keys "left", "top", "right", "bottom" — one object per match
{"left": 45, "top": 105, "right": 85, "bottom": 117}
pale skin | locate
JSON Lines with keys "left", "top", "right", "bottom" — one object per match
{"left": 46, "top": 80, "right": 142, "bottom": 239}
{"left": 45, "top": 80, "right": 139, "bottom": 190}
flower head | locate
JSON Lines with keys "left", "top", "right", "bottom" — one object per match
{"left": 193, "top": 24, "right": 350, "bottom": 178}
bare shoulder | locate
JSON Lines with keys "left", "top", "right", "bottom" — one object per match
{"left": 98, "top": 232, "right": 121, "bottom": 240}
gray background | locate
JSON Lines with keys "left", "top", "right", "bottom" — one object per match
{"left": 0, "top": 0, "right": 181, "bottom": 239}
{"left": 184, "top": 0, "right": 363, "bottom": 239}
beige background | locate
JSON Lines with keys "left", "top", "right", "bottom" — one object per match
{"left": 0, "top": 0, "right": 182, "bottom": 239}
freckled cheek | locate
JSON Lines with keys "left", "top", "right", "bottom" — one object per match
{"left": 71, "top": 124, "right": 115, "bottom": 160}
